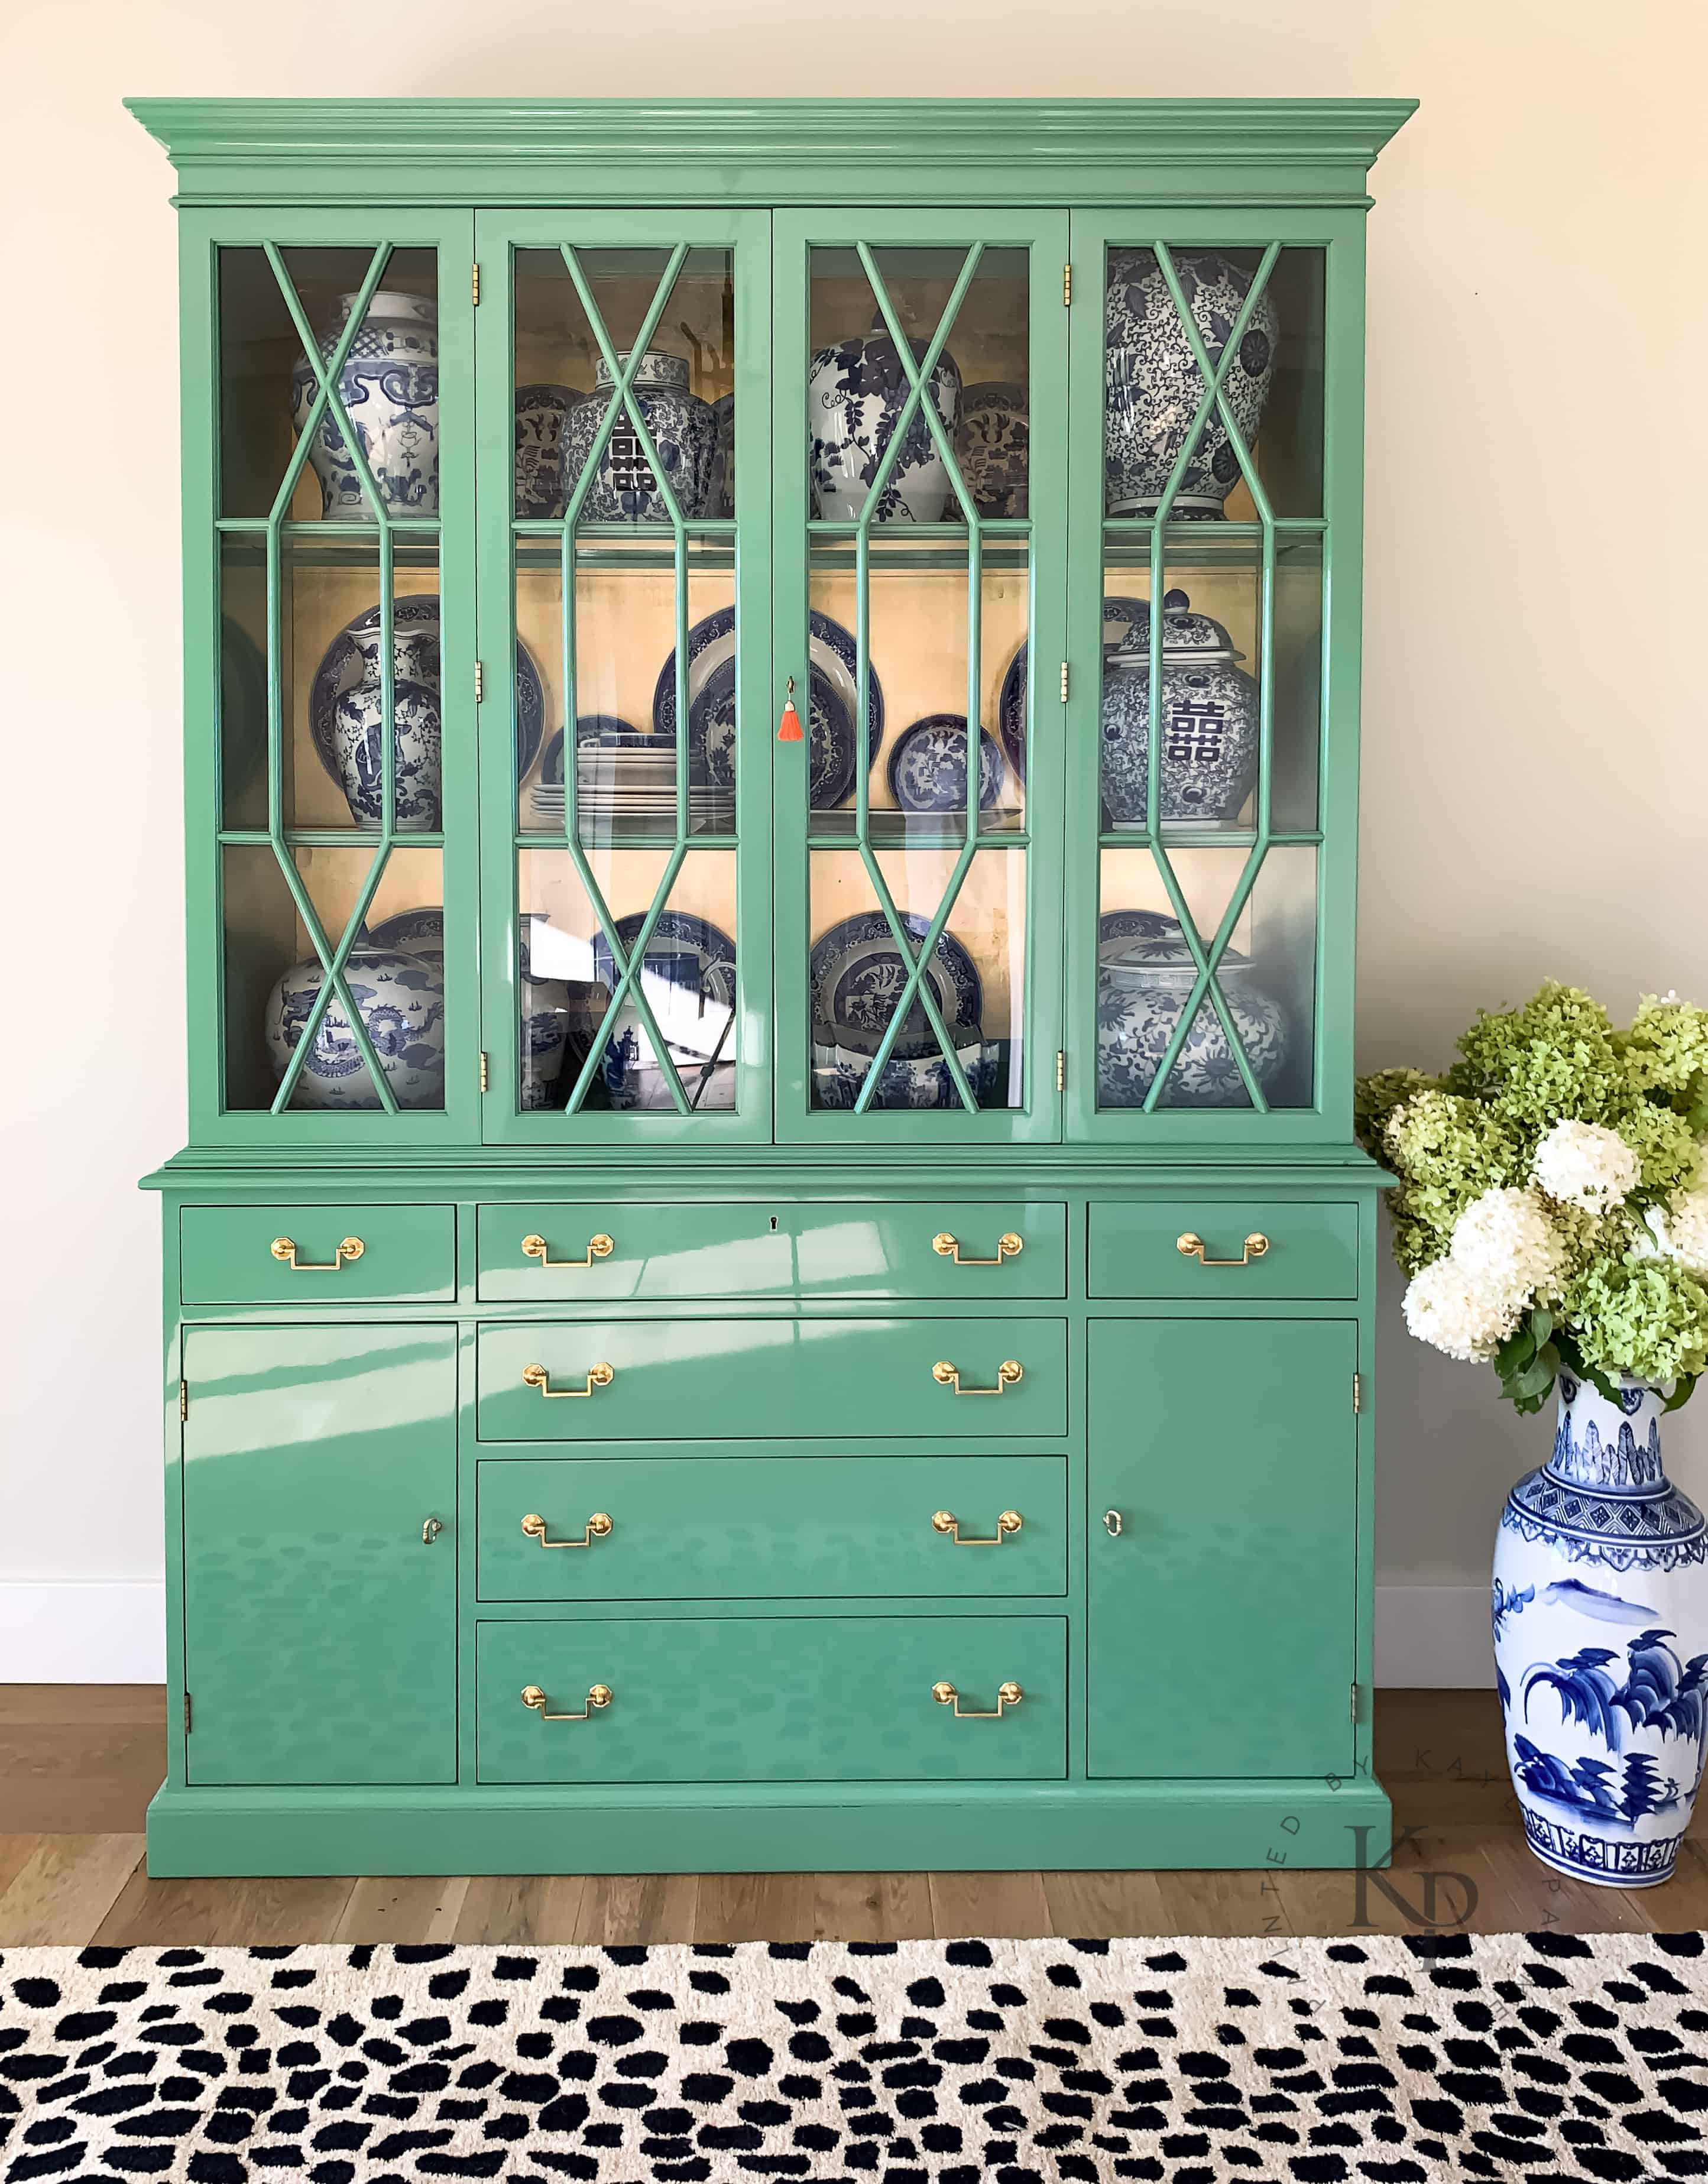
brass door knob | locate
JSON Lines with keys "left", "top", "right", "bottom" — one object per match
{"left": 422, "top": 1515, "right": 444, "bottom": 1545}
{"left": 1103, "top": 1509, "right": 1123, "bottom": 1538}
{"left": 932, "top": 1680, "right": 1023, "bottom": 1718}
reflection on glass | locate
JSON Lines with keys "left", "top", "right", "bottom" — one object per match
{"left": 1096, "top": 847, "right": 1315, "bottom": 1111}
{"left": 517, "top": 848, "right": 737, "bottom": 1115}
{"left": 222, "top": 845, "right": 445, "bottom": 1112}
{"left": 808, "top": 850, "right": 1025, "bottom": 1110}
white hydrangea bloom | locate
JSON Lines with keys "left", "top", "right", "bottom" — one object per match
{"left": 1402, "top": 1256, "right": 1524, "bottom": 1362}
{"left": 1532, "top": 1119, "right": 1640, "bottom": 1210}
{"left": 1450, "top": 1185, "right": 1564, "bottom": 1300}
{"left": 1648, "top": 1183, "right": 1708, "bottom": 1276}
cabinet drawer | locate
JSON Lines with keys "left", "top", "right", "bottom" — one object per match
{"left": 180, "top": 1203, "right": 456, "bottom": 1304}
{"left": 477, "top": 1614, "right": 1065, "bottom": 1783}
{"left": 476, "top": 1318, "right": 1068, "bottom": 1441}
{"left": 476, "top": 1200, "right": 1067, "bottom": 1301}
{"left": 477, "top": 1453, "right": 1066, "bottom": 1602}
{"left": 1088, "top": 1200, "right": 1359, "bottom": 1301}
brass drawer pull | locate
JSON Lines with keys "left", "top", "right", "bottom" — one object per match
{"left": 1177, "top": 1230, "right": 1269, "bottom": 1267}
{"left": 521, "top": 1362, "right": 614, "bottom": 1399}
{"left": 932, "top": 1679, "right": 1023, "bottom": 1718}
{"left": 933, "top": 1359, "right": 1023, "bottom": 1396}
{"left": 932, "top": 1509, "right": 1022, "bottom": 1545}
{"left": 522, "top": 1232, "right": 614, "bottom": 1269}
{"left": 521, "top": 1511, "right": 612, "bottom": 1548}
{"left": 933, "top": 1230, "right": 1023, "bottom": 1266}
{"left": 271, "top": 1234, "right": 364, "bottom": 1272}
{"left": 520, "top": 1682, "right": 612, "bottom": 1720}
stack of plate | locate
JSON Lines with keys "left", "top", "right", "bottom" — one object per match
{"left": 529, "top": 734, "right": 734, "bottom": 831}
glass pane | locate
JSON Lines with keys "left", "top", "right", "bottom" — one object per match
{"left": 1096, "top": 845, "right": 1315, "bottom": 1110}
{"left": 809, "top": 848, "right": 1026, "bottom": 1110}
{"left": 513, "top": 247, "right": 733, "bottom": 523}
{"left": 221, "top": 542, "right": 442, "bottom": 833}
{"left": 222, "top": 844, "right": 445, "bottom": 1112}
{"left": 517, "top": 847, "right": 737, "bottom": 1114}
{"left": 1103, "top": 245, "right": 1322, "bottom": 521}
{"left": 219, "top": 245, "right": 440, "bottom": 523}
{"left": 517, "top": 536, "right": 735, "bottom": 842}
{"left": 808, "top": 246, "right": 1029, "bottom": 524}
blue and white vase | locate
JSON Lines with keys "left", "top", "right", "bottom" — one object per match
{"left": 808, "top": 317, "right": 962, "bottom": 524}
{"left": 1100, "top": 590, "right": 1261, "bottom": 825}
{"left": 514, "top": 384, "right": 575, "bottom": 519}
{"left": 330, "top": 621, "right": 442, "bottom": 830}
{"left": 1104, "top": 249, "right": 1276, "bottom": 518}
{"left": 290, "top": 290, "right": 439, "bottom": 518}
{"left": 958, "top": 382, "right": 1028, "bottom": 518}
{"left": 559, "top": 350, "right": 718, "bottom": 523}
{"left": 1493, "top": 1374, "right": 1708, "bottom": 1887}
{"left": 264, "top": 935, "right": 446, "bottom": 1110}
{"left": 1096, "top": 931, "right": 1287, "bottom": 1107}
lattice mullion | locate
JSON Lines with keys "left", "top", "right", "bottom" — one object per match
{"left": 267, "top": 841, "right": 401, "bottom": 1116}
{"left": 1137, "top": 843, "right": 1271, "bottom": 1115}
{"left": 559, "top": 839, "right": 693, "bottom": 1117}
{"left": 1152, "top": 246, "right": 1281, "bottom": 529}
{"left": 261, "top": 243, "right": 391, "bottom": 527}
{"left": 851, "top": 244, "right": 983, "bottom": 533}
{"left": 560, "top": 245, "right": 694, "bottom": 533}
{"left": 265, "top": 244, "right": 403, "bottom": 531}
{"left": 849, "top": 839, "right": 979, "bottom": 1114}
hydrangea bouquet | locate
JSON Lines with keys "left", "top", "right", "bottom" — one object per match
{"left": 1356, "top": 985, "right": 1708, "bottom": 1413}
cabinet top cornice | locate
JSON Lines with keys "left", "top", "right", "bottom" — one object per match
{"left": 126, "top": 97, "right": 1417, "bottom": 207}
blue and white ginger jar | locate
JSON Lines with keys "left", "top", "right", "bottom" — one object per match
{"left": 514, "top": 384, "right": 575, "bottom": 519}
{"left": 809, "top": 317, "right": 962, "bottom": 524}
{"left": 330, "top": 621, "right": 442, "bottom": 831}
{"left": 1096, "top": 930, "right": 1286, "bottom": 1107}
{"left": 1100, "top": 590, "right": 1260, "bottom": 825}
{"left": 559, "top": 350, "right": 717, "bottom": 523}
{"left": 265, "top": 935, "right": 446, "bottom": 1110}
{"left": 290, "top": 290, "right": 439, "bottom": 518}
{"left": 1104, "top": 249, "right": 1276, "bottom": 518}
{"left": 958, "top": 382, "right": 1028, "bottom": 518}
{"left": 1493, "top": 1373, "right": 1708, "bottom": 1887}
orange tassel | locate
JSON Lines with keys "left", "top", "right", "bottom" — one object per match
{"left": 777, "top": 698, "right": 805, "bottom": 743}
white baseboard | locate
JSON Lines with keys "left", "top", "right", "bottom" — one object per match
{"left": 0, "top": 1580, "right": 167, "bottom": 1683}
{"left": 1375, "top": 1584, "right": 1493, "bottom": 1689}
{"left": 5, "top": 1579, "right": 1492, "bottom": 1689}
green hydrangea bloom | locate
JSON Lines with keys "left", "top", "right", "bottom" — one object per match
{"left": 1354, "top": 1066, "right": 1438, "bottom": 1162}
{"left": 1622, "top": 994, "right": 1708, "bottom": 1125}
{"left": 1445, "top": 984, "right": 1629, "bottom": 1145}
{"left": 1621, "top": 1101, "right": 1702, "bottom": 1203}
{"left": 1564, "top": 1259, "right": 1708, "bottom": 1386}
{"left": 1382, "top": 1090, "right": 1518, "bottom": 1251}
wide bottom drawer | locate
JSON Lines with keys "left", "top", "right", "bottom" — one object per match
{"left": 477, "top": 1615, "right": 1065, "bottom": 1784}
{"left": 477, "top": 1453, "right": 1067, "bottom": 1602}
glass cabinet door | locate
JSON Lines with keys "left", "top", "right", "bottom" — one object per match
{"left": 476, "top": 212, "right": 771, "bottom": 1141}
{"left": 191, "top": 210, "right": 477, "bottom": 1140}
{"left": 1065, "top": 214, "right": 1354, "bottom": 1139}
{"left": 773, "top": 210, "right": 1068, "bottom": 1143}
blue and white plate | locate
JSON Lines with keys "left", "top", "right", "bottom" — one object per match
{"left": 809, "top": 910, "right": 983, "bottom": 1063}
{"left": 886, "top": 714, "right": 1006, "bottom": 814}
{"left": 653, "top": 607, "right": 883, "bottom": 761}
{"left": 538, "top": 717, "right": 646, "bottom": 786}
{"left": 997, "top": 595, "right": 1149, "bottom": 783}
{"left": 693, "top": 656, "right": 855, "bottom": 808}
{"left": 310, "top": 598, "right": 546, "bottom": 789}
{"left": 366, "top": 905, "right": 445, "bottom": 955}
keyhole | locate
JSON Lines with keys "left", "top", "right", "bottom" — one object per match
{"left": 769, "top": 1215, "right": 778, "bottom": 1231}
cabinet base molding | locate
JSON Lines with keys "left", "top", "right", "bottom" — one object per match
{"left": 144, "top": 1780, "right": 1392, "bottom": 1878}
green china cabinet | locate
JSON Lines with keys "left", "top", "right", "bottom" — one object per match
{"left": 133, "top": 96, "right": 1412, "bottom": 1876}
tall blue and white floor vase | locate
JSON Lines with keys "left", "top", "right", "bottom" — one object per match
{"left": 1493, "top": 1373, "right": 1708, "bottom": 1887}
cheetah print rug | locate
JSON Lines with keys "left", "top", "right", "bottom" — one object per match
{"left": 2, "top": 1932, "right": 1706, "bottom": 2181}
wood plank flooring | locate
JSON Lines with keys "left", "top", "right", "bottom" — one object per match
{"left": 4, "top": 1683, "right": 1704, "bottom": 1946}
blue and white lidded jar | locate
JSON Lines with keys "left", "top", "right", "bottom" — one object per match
{"left": 1096, "top": 929, "right": 1287, "bottom": 1109}
{"left": 1099, "top": 591, "right": 1260, "bottom": 826}
{"left": 265, "top": 934, "right": 446, "bottom": 1110}
{"left": 1493, "top": 1373, "right": 1708, "bottom": 1887}
{"left": 558, "top": 350, "right": 718, "bottom": 523}
{"left": 290, "top": 291, "right": 439, "bottom": 517}
{"left": 808, "top": 317, "right": 962, "bottom": 524}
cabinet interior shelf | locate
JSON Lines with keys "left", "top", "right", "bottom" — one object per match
{"left": 1096, "top": 827, "right": 1324, "bottom": 850}
{"left": 220, "top": 829, "right": 447, "bottom": 848}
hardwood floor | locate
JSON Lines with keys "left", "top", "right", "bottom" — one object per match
{"left": 4, "top": 1683, "right": 1706, "bottom": 1946}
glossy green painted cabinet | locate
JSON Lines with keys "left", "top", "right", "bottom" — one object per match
{"left": 133, "top": 95, "right": 1411, "bottom": 1876}
{"left": 181, "top": 1324, "right": 457, "bottom": 1786}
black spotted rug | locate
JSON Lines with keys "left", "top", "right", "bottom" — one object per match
{"left": 3, "top": 1933, "right": 1707, "bottom": 2182}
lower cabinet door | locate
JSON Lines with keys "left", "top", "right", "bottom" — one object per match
{"left": 477, "top": 1453, "right": 1066, "bottom": 1601}
{"left": 477, "top": 1615, "right": 1065, "bottom": 1783}
{"left": 182, "top": 1324, "right": 457, "bottom": 1786}
{"left": 1088, "top": 1318, "right": 1357, "bottom": 1778}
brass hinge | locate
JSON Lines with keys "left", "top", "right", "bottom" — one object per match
{"left": 1350, "top": 1681, "right": 1359, "bottom": 1725}
{"left": 474, "top": 660, "right": 484, "bottom": 704}
{"left": 184, "top": 1692, "right": 192, "bottom": 1735}
{"left": 472, "top": 261, "right": 481, "bottom": 307}
{"left": 178, "top": 1379, "right": 187, "bottom": 1422}
{"left": 1059, "top": 660, "right": 1069, "bottom": 703}
{"left": 1353, "top": 1370, "right": 1363, "bottom": 1414}
{"left": 1055, "top": 1050, "right": 1066, "bottom": 1093}
{"left": 1063, "top": 262, "right": 1072, "bottom": 308}
{"left": 479, "top": 1050, "right": 490, "bottom": 1093}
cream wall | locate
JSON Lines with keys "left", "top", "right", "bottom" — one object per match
{"left": 4, "top": 0, "right": 1705, "bottom": 1678}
